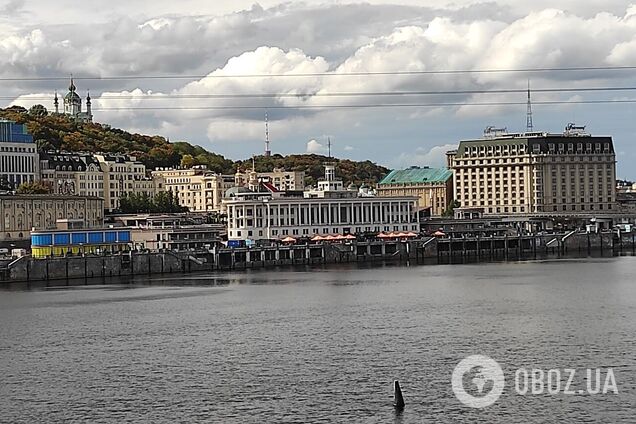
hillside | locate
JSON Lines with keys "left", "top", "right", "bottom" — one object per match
{"left": 0, "top": 106, "right": 388, "bottom": 185}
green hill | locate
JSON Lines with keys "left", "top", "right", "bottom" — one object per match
{"left": 0, "top": 106, "right": 388, "bottom": 185}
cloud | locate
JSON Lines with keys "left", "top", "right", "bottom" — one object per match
{"left": 306, "top": 139, "right": 327, "bottom": 154}
{"left": 0, "top": 0, "right": 25, "bottom": 17}
{"left": 394, "top": 143, "right": 458, "bottom": 169}
{"left": 344, "top": 145, "right": 355, "bottom": 151}
{"left": 5, "top": 2, "right": 636, "bottom": 179}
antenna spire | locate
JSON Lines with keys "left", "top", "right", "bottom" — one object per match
{"left": 526, "top": 79, "right": 533, "bottom": 132}
{"left": 327, "top": 137, "right": 332, "bottom": 159}
{"left": 264, "top": 111, "right": 271, "bottom": 157}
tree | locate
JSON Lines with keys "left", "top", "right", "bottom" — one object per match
{"left": 180, "top": 154, "right": 196, "bottom": 168}
{"left": 119, "top": 191, "right": 187, "bottom": 213}
{"left": 17, "top": 181, "right": 52, "bottom": 194}
{"left": 29, "top": 104, "right": 48, "bottom": 117}
{"left": 443, "top": 199, "right": 460, "bottom": 217}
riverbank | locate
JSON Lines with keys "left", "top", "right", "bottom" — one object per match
{"left": 2, "top": 232, "right": 634, "bottom": 283}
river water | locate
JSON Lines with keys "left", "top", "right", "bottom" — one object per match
{"left": 1, "top": 257, "right": 636, "bottom": 423}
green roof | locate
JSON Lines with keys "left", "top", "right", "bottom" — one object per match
{"left": 379, "top": 167, "right": 452, "bottom": 185}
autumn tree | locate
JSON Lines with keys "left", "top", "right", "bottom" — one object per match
{"left": 17, "top": 181, "right": 52, "bottom": 194}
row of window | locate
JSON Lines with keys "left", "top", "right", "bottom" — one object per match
{"left": 231, "top": 224, "right": 419, "bottom": 238}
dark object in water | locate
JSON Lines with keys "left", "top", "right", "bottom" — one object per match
{"left": 393, "top": 380, "right": 405, "bottom": 409}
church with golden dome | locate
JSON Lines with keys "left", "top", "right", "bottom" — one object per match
{"left": 53, "top": 77, "right": 93, "bottom": 123}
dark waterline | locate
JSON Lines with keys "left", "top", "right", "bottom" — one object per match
{"left": 1, "top": 256, "right": 635, "bottom": 423}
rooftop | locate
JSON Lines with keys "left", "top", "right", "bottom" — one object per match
{"left": 379, "top": 167, "right": 453, "bottom": 185}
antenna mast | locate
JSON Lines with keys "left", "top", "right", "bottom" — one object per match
{"left": 526, "top": 80, "right": 533, "bottom": 132}
{"left": 327, "top": 137, "right": 332, "bottom": 159}
{"left": 264, "top": 111, "right": 271, "bottom": 157}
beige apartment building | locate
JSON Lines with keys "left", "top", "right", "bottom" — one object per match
{"left": 94, "top": 154, "right": 157, "bottom": 212}
{"left": 447, "top": 126, "right": 617, "bottom": 216}
{"left": 376, "top": 166, "right": 453, "bottom": 216}
{"left": 40, "top": 152, "right": 104, "bottom": 197}
{"left": 152, "top": 166, "right": 234, "bottom": 212}
{"left": 235, "top": 167, "right": 305, "bottom": 191}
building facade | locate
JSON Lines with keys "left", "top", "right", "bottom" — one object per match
{"left": 0, "top": 194, "right": 103, "bottom": 242}
{"left": 0, "top": 119, "right": 40, "bottom": 189}
{"left": 377, "top": 166, "right": 453, "bottom": 216}
{"left": 447, "top": 126, "right": 617, "bottom": 216}
{"left": 235, "top": 167, "right": 305, "bottom": 191}
{"left": 40, "top": 151, "right": 104, "bottom": 197}
{"left": 224, "top": 165, "right": 419, "bottom": 241}
{"left": 95, "top": 154, "right": 153, "bottom": 212}
{"left": 152, "top": 166, "right": 234, "bottom": 213}
{"left": 31, "top": 227, "right": 131, "bottom": 258}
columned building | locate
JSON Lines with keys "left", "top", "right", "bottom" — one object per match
{"left": 0, "top": 119, "right": 40, "bottom": 189}
{"left": 224, "top": 165, "right": 419, "bottom": 241}
{"left": 447, "top": 125, "right": 617, "bottom": 217}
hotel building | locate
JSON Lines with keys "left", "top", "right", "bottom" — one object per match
{"left": 224, "top": 165, "right": 419, "bottom": 241}
{"left": 447, "top": 125, "right": 617, "bottom": 216}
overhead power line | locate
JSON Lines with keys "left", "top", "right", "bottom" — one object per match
{"left": 5, "top": 86, "right": 636, "bottom": 101}
{"left": 89, "top": 99, "right": 636, "bottom": 111}
{"left": 1, "top": 65, "right": 636, "bottom": 81}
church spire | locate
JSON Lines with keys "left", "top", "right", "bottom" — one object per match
{"left": 69, "top": 74, "right": 76, "bottom": 92}
{"left": 86, "top": 90, "right": 92, "bottom": 119}
{"left": 54, "top": 90, "right": 59, "bottom": 114}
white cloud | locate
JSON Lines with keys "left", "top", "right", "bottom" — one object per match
{"left": 4, "top": 2, "right": 636, "bottom": 178}
{"left": 393, "top": 143, "right": 458, "bottom": 169}
{"left": 306, "top": 139, "right": 327, "bottom": 153}
{"left": 344, "top": 145, "right": 355, "bottom": 151}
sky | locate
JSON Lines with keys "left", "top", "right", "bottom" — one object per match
{"left": 3, "top": 0, "right": 636, "bottom": 178}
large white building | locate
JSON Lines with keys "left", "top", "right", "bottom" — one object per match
{"left": 224, "top": 165, "right": 419, "bottom": 241}
{"left": 0, "top": 119, "right": 40, "bottom": 190}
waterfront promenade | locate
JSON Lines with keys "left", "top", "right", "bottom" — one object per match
{"left": 2, "top": 231, "right": 634, "bottom": 283}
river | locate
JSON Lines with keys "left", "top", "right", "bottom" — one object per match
{"left": 1, "top": 257, "right": 635, "bottom": 423}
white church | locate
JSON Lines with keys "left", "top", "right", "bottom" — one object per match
{"left": 54, "top": 77, "right": 93, "bottom": 123}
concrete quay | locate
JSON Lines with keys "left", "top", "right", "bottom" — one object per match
{"left": 1, "top": 232, "right": 633, "bottom": 283}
